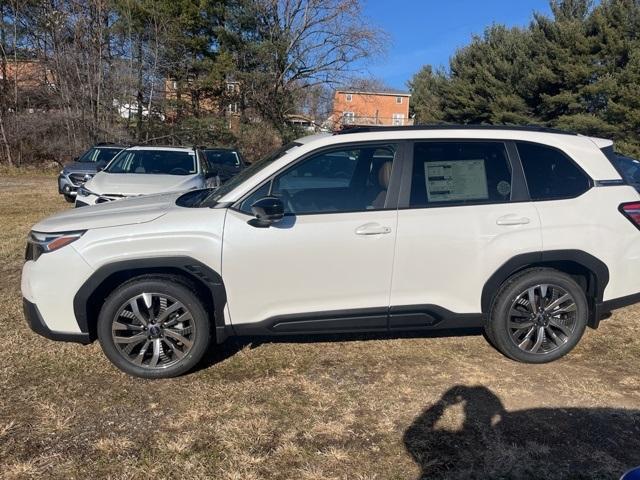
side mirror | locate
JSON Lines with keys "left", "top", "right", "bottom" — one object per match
{"left": 205, "top": 170, "right": 219, "bottom": 179}
{"left": 73, "top": 156, "right": 79, "bottom": 162}
{"left": 250, "top": 196, "right": 284, "bottom": 227}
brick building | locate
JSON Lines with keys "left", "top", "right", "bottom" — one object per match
{"left": 0, "top": 59, "right": 54, "bottom": 89}
{"left": 330, "top": 90, "right": 412, "bottom": 129}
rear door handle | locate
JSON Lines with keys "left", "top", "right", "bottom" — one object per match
{"left": 496, "top": 215, "right": 530, "bottom": 226}
{"left": 355, "top": 222, "right": 392, "bottom": 235}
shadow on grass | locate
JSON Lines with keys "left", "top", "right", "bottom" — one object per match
{"left": 192, "top": 328, "right": 486, "bottom": 373}
{"left": 242, "top": 327, "right": 485, "bottom": 347}
{"left": 404, "top": 385, "right": 640, "bottom": 480}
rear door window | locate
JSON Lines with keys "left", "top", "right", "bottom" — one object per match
{"left": 517, "top": 142, "right": 590, "bottom": 200}
{"left": 409, "top": 141, "right": 513, "bottom": 207}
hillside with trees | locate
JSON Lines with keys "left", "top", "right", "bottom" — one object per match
{"left": 0, "top": 0, "right": 383, "bottom": 166}
{"left": 410, "top": 0, "right": 640, "bottom": 156}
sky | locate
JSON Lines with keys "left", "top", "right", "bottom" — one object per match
{"left": 360, "top": 0, "right": 553, "bottom": 90}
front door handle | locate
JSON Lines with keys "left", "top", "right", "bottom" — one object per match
{"left": 355, "top": 222, "right": 392, "bottom": 235}
{"left": 496, "top": 214, "right": 531, "bottom": 226}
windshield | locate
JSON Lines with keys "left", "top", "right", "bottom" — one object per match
{"left": 78, "top": 147, "right": 122, "bottom": 163}
{"left": 105, "top": 149, "right": 197, "bottom": 175}
{"left": 205, "top": 149, "right": 240, "bottom": 167}
{"left": 197, "top": 142, "right": 301, "bottom": 207}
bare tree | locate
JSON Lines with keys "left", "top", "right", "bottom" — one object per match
{"left": 0, "top": 0, "right": 387, "bottom": 166}
{"left": 226, "top": 0, "right": 386, "bottom": 136}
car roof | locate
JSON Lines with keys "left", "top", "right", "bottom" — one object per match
{"left": 94, "top": 144, "right": 127, "bottom": 149}
{"left": 335, "top": 124, "right": 578, "bottom": 136}
{"left": 124, "top": 146, "right": 195, "bottom": 152}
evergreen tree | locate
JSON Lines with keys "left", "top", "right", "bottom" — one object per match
{"left": 409, "top": 0, "right": 640, "bottom": 155}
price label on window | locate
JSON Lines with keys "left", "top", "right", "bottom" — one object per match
{"left": 425, "top": 159, "right": 489, "bottom": 202}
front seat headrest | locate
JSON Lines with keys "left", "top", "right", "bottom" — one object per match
{"left": 378, "top": 161, "right": 392, "bottom": 189}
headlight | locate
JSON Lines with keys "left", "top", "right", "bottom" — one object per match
{"left": 26, "top": 231, "right": 85, "bottom": 260}
{"left": 77, "top": 186, "right": 93, "bottom": 196}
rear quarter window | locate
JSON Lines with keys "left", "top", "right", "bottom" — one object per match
{"left": 603, "top": 148, "right": 640, "bottom": 188}
{"left": 516, "top": 142, "right": 591, "bottom": 200}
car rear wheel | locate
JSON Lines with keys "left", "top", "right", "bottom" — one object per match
{"left": 485, "top": 268, "right": 588, "bottom": 363}
{"left": 97, "top": 277, "right": 211, "bottom": 378}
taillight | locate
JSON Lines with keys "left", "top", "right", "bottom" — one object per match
{"left": 620, "top": 202, "right": 640, "bottom": 230}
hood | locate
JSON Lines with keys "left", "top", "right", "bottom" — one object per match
{"left": 85, "top": 172, "right": 200, "bottom": 196}
{"left": 63, "top": 161, "right": 99, "bottom": 174}
{"left": 32, "top": 192, "right": 183, "bottom": 232}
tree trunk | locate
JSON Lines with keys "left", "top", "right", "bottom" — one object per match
{"left": 136, "top": 35, "right": 143, "bottom": 141}
{"left": 0, "top": 109, "right": 13, "bottom": 166}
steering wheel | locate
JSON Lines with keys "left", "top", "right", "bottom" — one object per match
{"left": 170, "top": 168, "right": 189, "bottom": 175}
{"left": 279, "top": 189, "right": 295, "bottom": 213}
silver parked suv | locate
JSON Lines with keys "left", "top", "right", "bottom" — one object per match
{"left": 58, "top": 144, "right": 125, "bottom": 202}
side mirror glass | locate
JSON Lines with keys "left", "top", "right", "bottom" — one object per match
{"left": 250, "top": 196, "right": 285, "bottom": 227}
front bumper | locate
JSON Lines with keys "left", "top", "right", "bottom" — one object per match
{"left": 22, "top": 245, "right": 95, "bottom": 340}
{"left": 23, "top": 298, "right": 90, "bottom": 343}
{"left": 59, "top": 172, "right": 95, "bottom": 196}
{"left": 58, "top": 174, "right": 77, "bottom": 196}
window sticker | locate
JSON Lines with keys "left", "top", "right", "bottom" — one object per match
{"left": 425, "top": 159, "right": 489, "bottom": 202}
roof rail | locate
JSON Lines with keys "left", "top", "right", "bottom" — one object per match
{"left": 335, "top": 124, "right": 578, "bottom": 136}
{"left": 124, "top": 143, "right": 192, "bottom": 149}
{"left": 95, "top": 142, "right": 128, "bottom": 147}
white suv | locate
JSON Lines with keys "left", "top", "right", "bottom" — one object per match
{"left": 21, "top": 126, "right": 640, "bottom": 378}
{"left": 75, "top": 146, "right": 219, "bottom": 207}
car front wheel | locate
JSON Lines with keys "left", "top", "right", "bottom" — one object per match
{"left": 486, "top": 268, "right": 588, "bottom": 363}
{"left": 97, "top": 276, "right": 211, "bottom": 378}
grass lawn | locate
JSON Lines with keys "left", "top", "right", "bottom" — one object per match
{"left": 1, "top": 175, "right": 639, "bottom": 479}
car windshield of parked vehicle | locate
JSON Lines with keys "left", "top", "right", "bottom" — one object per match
{"left": 105, "top": 150, "right": 197, "bottom": 175}
{"left": 196, "top": 142, "right": 301, "bottom": 207}
{"left": 204, "top": 149, "right": 240, "bottom": 167}
{"left": 77, "top": 147, "right": 122, "bottom": 163}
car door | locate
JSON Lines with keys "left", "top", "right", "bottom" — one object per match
{"left": 389, "top": 140, "right": 542, "bottom": 328}
{"left": 221, "top": 142, "right": 403, "bottom": 332}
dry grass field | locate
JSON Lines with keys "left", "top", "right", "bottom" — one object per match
{"left": 1, "top": 174, "right": 640, "bottom": 480}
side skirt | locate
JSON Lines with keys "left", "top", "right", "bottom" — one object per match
{"left": 232, "top": 305, "right": 485, "bottom": 337}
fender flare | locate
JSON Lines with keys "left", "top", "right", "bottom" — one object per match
{"left": 481, "top": 250, "right": 609, "bottom": 321}
{"left": 73, "top": 256, "right": 229, "bottom": 342}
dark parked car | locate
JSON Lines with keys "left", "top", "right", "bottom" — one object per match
{"left": 58, "top": 143, "right": 125, "bottom": 202}
{"left": 203, "top": 148, "right": 246, "bottom": 183}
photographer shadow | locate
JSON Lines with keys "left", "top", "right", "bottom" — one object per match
{"left": 404, "top": 385, "right": 640, "bottom": 480}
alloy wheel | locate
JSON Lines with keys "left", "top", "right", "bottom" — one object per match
{"left": 111, "top": 293, "right": 196, "bottom": 369}
{"left": 508, "top": 283, "right": 578, "bottom": 355}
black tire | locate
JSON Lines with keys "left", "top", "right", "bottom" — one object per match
{"left": 97, "top": 276, "right": 211, "bottom": 378}
{"left": 485, "top": 268, "right": 588, "bottom": 363}
{"left": 63, "top": 194, "right": 75, "bottom": 203}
